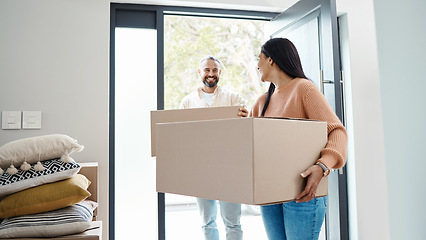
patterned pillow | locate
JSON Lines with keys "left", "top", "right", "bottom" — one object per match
{"left": 0, "top": 200, "right": 98, "bottom": 238}
{"left": 0, "top": 158, "right": 81, "bottom": 198}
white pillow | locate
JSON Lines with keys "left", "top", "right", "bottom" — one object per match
{"left": 0, "top": 134, "right": 84, "bottom": 170}
{"left": 0, "top": 200, "right": 97, "bottom": 238}
{"left": 0, "top": 158, "right": 81, "bottom": 198}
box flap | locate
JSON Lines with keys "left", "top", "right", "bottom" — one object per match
{"left": 150, "top": 106, "right": 241, "bottom": 156}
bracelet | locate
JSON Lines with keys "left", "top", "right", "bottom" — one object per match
{"left": 316, "top": 162, "right": 330, "bottom": 177}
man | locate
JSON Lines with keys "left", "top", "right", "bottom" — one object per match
{"left": 180, "top": 56, "right": 247, "bottom": 240}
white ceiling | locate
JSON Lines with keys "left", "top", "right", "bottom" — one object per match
{"left": 112, "top": 0, "right": 299, "bottom": 12}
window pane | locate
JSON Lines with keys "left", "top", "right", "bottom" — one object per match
{"left": 115, "top": 27, "right": 157, "bottom": 240}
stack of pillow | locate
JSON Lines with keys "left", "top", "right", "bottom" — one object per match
{"left": 0, "top": 134, "right": 97, "bottom": 238}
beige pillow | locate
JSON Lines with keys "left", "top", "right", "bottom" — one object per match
{"left": 0, "top": 174, "right": 91, "bottom": 218}
{"left": 0, "top": 134, "right": 84, "bottom": 170}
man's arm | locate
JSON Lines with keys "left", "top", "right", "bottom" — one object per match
{"left": 233, "top": 93, "right": 247, "bottom": 107}
{"left": 179, "top": 96, "right": 188, "bottom": 109}
{"left": 232, "top": 93, "right": 248, "bottom": 117}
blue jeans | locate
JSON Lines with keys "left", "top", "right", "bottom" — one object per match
{"left": 196, "top": 198, "right": 243, "bottom": 240}
{"left": 260, "top": 196, "right": 327, "bottom": 240}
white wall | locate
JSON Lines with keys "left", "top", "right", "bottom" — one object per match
{"left": 373, "top": 0, "right": 426, "bottom": 239}
{"left": 336, "top": 0, "right": 390, "bottom": 239}
{"left": 0, "top": 0, "right": 110, "bottom": 238}
{"left": 337, "top": 0, "right": 426, "bottom": 239}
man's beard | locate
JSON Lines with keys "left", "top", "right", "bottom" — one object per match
{"left": 203, "top": 76, "right": 219, "bottom": 88}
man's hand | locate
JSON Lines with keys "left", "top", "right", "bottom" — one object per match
{"left": 238, "top": 106, "right": 248, "bottom": 117}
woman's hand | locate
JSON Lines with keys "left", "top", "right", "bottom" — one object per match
{"left": 238, "top": 106, "right": 248, "bottom": 117}
{"left": 295, "top": 164, "right": 325, "bottom": 203}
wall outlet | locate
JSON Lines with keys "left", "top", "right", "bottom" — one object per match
{"left": 22, "top": 111, "right": 42, "bottom": 129}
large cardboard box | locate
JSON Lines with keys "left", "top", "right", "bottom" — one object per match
{"left": 150, "top": 106, "right": 241, "bottom": 156}
{"left": 156, "top": 116, "right": 328, "bottom": 205}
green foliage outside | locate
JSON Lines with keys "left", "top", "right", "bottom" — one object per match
{"left": 164, "top": 15, "right": 269, "bottom": 110}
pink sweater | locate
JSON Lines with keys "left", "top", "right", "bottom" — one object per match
{"left": 249, "top": 78, "right": 348, "bottom": 169}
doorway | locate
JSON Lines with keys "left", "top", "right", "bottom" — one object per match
{"left": 110, "top": 2, "right": 347, "bottom": 240}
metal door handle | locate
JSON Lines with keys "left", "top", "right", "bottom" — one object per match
{"left": 319, "top": 70, "right": 333, "bottom": 93}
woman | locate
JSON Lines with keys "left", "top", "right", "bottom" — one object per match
{"left": 249, "top": 38, "right": 348, "bottom": 239}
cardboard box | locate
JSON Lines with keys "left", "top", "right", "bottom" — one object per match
{"left": 150, "top": 106, "right": 241, "bottom": 156}
{"left": 156, "top": 117, "right": 328, "bottom": 205}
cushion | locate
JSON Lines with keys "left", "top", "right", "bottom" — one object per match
{"left": 0, "top": 134, "right": 84, "bottom": 170}
{"left": 0, "top": 158, "right": 81, "bottom": 198}
{"left": 0, "top": 200, "right": 98, "bottom": 238}
{"left": 0, "top": 174, "right": 91, "bottom": 218}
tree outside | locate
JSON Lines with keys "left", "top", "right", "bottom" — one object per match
{"left": 164, "top": 15, "right": 269, "bottom": 110}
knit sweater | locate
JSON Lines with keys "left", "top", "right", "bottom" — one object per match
{"left": 249, "top": 78, "right": 348, "bottom": 169}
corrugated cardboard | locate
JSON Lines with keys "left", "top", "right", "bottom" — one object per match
{"left": 150, "top": 106, "right": 241, "bottom": 156}
{"left": 156, "top": 117, "right": 328, "bottom": 205}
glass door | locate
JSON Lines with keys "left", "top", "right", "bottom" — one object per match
{"left": 114, "top": 27, "right": 158, "bottom": 240}
{"left": 266, "top": 0, "right": 348, "bottom": 239}
{"left": 110, "top": 5, "right": 162, "bottom": 240}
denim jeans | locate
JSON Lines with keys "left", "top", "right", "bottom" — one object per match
{"left": 196, "top": 198, "right": 243, "bottom": 240}
{"left": 260, "top": 196, "right": 327, "bottom": 240}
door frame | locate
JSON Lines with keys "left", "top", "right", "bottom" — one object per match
{"left": 110, "top": 2, "right": 348, "bottom": 239}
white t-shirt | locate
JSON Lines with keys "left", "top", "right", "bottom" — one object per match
{"left": 180, "top": 86, "right": 247, "bottom": 109}
{"left": 202, "top": 91, "right": 214, "bottom": 106}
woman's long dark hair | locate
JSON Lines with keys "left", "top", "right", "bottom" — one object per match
{"left": 260, "top": 38, "right": 307, "bottom": 116}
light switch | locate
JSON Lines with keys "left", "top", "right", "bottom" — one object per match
{"left": 22, "top": 111, "right": 42, "bottom": 129}
{"left": 1, "top": 111, "right": 22, "bottom": 130}
{"left": 8, "top": 117, "right": 15, "bottom": 124}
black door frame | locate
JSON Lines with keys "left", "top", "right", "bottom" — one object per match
{"left": 110, "top": 1, "right": 348, "bottom": 239}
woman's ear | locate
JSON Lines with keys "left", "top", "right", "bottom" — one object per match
{"left": 268, "top": 57, "right": 274, "bottom": 67}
